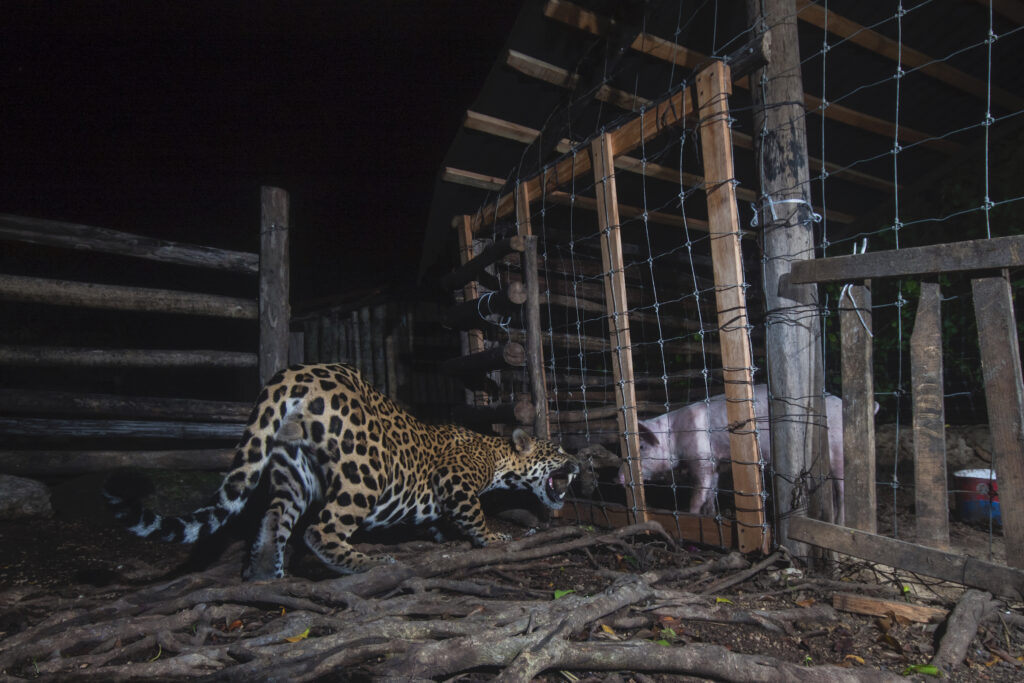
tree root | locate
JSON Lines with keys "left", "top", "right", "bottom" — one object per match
{"left": 0, "top": 522, "right": 920, "bottom": 681}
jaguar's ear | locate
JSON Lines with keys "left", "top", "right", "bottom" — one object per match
{"left": 512, "top": 428, "right": 534, "bottom": 454}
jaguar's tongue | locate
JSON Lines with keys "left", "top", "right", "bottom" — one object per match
{"left": 548, "top": 470, "right": 576, "bottom": 499}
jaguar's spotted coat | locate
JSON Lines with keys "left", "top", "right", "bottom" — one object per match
{"left": 106, "top": 363, "right": 578, "bottom": 579}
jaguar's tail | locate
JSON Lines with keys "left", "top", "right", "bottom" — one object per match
{"left": 103, "top": 443, "right": 267, "bottom": 544}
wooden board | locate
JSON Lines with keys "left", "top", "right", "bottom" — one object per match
{"left": 840, "top": 284, "right": 876, "bottom": 532}
{"left": 0, "top": 273, "right": 257, "bottom": 319}
{"left": 973, "top": 276, "right": 1024, "bottom": 569}
{"left": 787, "top": 235, "right": 1024, "bottom": 284}
{"left": 590, "top": 132, "right": 647, "bottom": 525}
{"left": 911, "top": 282, "right": 950, "bottom": 549}
{"left": 0, "top": 449, "right": 236, "bottom": 475}
{"left": 0, "top": 346, "right": 257, "bottom": 368}
{"left": 0, "top": 213, "right": 258, "bottom": 274}
{"left": 832, "top": 594, "right": 948, "bottom": 623}
{"left": 259, "top": 186, "right": 291, "bottom": 386}
{"left": 559, "top": 499, "right": 739, "bottom": 549}
{"left": 789, "top": 517, "right": 1024, "bottom": 600}
{"left": 0, "top": 389, "right": 250, "bottom": 422}
{"left": 696, "top": 61, "right": 767, "bottom": 554}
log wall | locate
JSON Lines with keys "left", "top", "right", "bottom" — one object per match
{"left": 0, "top": 188, "right": 290, "bottom": 475}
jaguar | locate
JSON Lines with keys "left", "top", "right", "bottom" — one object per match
{"left": 105, "top": 363, "right": 578, "bottom": 579}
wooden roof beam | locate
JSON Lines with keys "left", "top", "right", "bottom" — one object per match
{"left": 796, "top": 0, "right": 1024, "bottom": 112}
{"left": 544, "top": 0, "right": 964, "bottom": 155}
{"left": 504, "top": 51, "right": 896, "bottom": 193}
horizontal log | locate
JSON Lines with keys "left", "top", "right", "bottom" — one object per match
{"left": 789, "top": 517, "right": 1024, "bottom": 601}
{"left": 546, "top": 369, "right": 712, "bottom": 388}
{"left": 441, "top": 282, "right": 527, "bottom": 331}
{"left": 0, "top": 389, "right": 252, "bottom": 422}
{"left": 0, "top": 274, "right": 257, "bottom": 319}
{"left": 451, "top": 397, "right": 535, "bottom": 426}
{"left": 0, "top": 449, "right": 236, "bottom": 475}
{"left": 0, "top": 417, "right": 244, "bottom": 440}
{"left": 786, "top": 235, "right": 1024, "bottom": 285}
{"left": 438, "top": 342, "right": 526, "bottom": 375}
{"left": 0, "top": 213, "right": 258, "bottom": 274}
{"left": 550, "top": 402, "right": 682, "bottom": 423}
{"left": 0, "top": 346, "right": 257, "bottom": 368}
{"left": 439, "top": 236, "right": 526, "bottom": 291}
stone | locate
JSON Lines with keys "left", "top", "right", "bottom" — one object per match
{"left": 0, "top": 475, "right": 53, "bottom": 519}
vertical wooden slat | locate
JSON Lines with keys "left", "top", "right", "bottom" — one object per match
{"left": 350, "top": 310, "right": 362, "bottom": 377}
{"left": 911, "top": 282, "right": 949, "bottom": 549}
{"left": 259, "top": 186, "right": 290, "bottom": 385}
{"left": 696, "top": 62, "right": 767, "bottom": 554}
{"left": 840, "top": 283, "right": 876, "bottom": 532}
{"left": 359, "top": 306, "right": 373, "bottom": 385}
{"left": 591, "top": 132, "right": 647, "bottom": 524}
{"left": 973, "top": 275, "right": 1024, "bottom": 568}
{"left": 373, "top": 304, "right": 387, "bottom": 391}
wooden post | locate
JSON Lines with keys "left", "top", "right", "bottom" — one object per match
{"left": 523, "top": 236, "right": 549, "bottom": 439}
{"left": 840, "top": 283, "right": 876, "bottom": 532}
{"left": 911, "top": 282, "right": 949, "bottom": 549}
{"left": 973, "top": 276, "right": 1024, "bottom": 568}
{"left": 259, "top": 186, "right": 290, "bottom": 386}
{"left": 696, "top": 61, "right": 767, "bottom": 554}
{"left": 745, "top": 0, "right": 823, "bottom": 556}
{"left": 591, "top": 132, "right": 647, "bottom": 524}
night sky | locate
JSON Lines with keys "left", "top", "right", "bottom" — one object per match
{"left": 1, "top": 2, "right": 523, "bottom": 304}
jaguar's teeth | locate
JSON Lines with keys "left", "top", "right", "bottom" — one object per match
{"left": 567, "top": 472, "right": 576, "bottom": 487}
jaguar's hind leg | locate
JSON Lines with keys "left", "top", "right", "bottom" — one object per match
{"left": 303, "top": 499, "right": 396, "bottom": 575}
{"left": 244, "top": 442, "right": 322, "bottom": 580}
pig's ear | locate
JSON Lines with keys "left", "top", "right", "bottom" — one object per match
{"left": 638, "top": 422, "right": 659, "bottom": 446}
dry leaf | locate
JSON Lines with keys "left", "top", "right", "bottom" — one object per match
{"left": 285, "top": 627, "right": 310, "bottom": 643}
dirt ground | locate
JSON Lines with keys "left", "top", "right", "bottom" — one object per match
{"left": 0, "top": 475, "right": 1021, "bottom": 681}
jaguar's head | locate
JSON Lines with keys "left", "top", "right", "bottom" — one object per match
{"left": 499, "top": 428, "right": 579, "bottom": 510}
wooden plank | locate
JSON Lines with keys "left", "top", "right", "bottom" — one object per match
{"left": 0, "top": 449, "right": 236, "bottom": 475}
{"left": 545, "top": 190, "right": 713, "bottom": 233}
{"left": 456, "top": 216, "right": 488, "bottom": 408}
{"left": 832, "top": 594, "right": 948, "bottom": 623}
{"left": 591, "top": 132, "right": 647, "bottom": 525}
{"left": 523, "top": 224, "right": 550, "bottom": 438}
{"left": 0, "top": 389, "right": 251, "bottom": 422}
{"left": 439, "top": 343, "right": 526, "bottom": 376}
{"left": 789, "top": 517, "right": 1024, "bottom": 600}
{"left": 0, "top": 273, "right": 257, "bottom": 319}
{"left": 840, "top": 284, "right": 876, "bottom": 532}
{"left": 0, "top": 346, "right": 257, "bottom": 368}
{"left": 559, "top": 499, "right": 738, "bottom": 548}
{"left": 0, "top": 417, "right": 243, "bottom": 440}
{"left": 973, "top": 276, "right": 1024, "bottom": 569}
{"left": 259, "top": 186, "right": 291, "bottom": 386}
{"left": 788, "top": 235, "right": 1024, "bottom": 284}
{"left": 796, "top": 0, "right": 1024, "bottom": 112}
{"left": 911, "top": 282, "right": 950, "bottom": 549}
{"left": 442, "top": 167, "right": 504, "bottom": 192}
{"left": 0, "top": 213, "right": 258, "bottom": 274}
{"left": 696, "top": 62, "right": 767, "bottom": 554}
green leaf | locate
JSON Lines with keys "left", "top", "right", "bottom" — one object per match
{"left": 715, "top": 597, "right": 733, "bottom": 604}
{"left": 654, "top": 639, "right": 672, "bottom": 647}
{"left": 285, "top": 627, "right": 310, "bottom": 643}
{"left": 553, "top": 589, "right": 575, "bottom": 600}
{"left": 660, "top": 627, "right": 677, "bottom": 639}
{"left": 901, "top": 664, "right": 940, "bottom": 677}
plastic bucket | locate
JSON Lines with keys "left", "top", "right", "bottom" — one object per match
{"left": 953, "top": 468, "right": 1000, "bottom": 526}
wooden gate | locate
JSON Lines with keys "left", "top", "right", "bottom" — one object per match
{"left": 787, "top": 236, "right": 1024, "bottom": 599}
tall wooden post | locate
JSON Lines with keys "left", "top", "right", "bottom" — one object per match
{"left": 973, "top": 276, "right": 1024, "bottom": 568}
{"left": 745, "top": 0, "right": 824, "bottom": 556}
{"left": 696, "top": 62, "right": 768, "bottom": 554}
{"left": 591, "top": 132, "right": 647, "bottom": 524}
{"left": 259, "top": 186, "right": 290, "bottom": 386}
{"left": 911, "top": 282, "right": 949, "bottom": 549}
{"left": 456, "top": 216, "right": 487, "bottom": 407}
{"left": 841, "top": 284, "right": 876, "bottom": 532}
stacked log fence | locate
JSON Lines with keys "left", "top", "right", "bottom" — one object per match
{"left": 0, "top": 186, "right": 290, "bottom": 475}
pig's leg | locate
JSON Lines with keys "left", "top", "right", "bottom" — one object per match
{"left": 686, "top": 431, "right": 718, "bottom": 516}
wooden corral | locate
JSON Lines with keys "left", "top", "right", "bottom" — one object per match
{"left": 0, "top": 187, "right": 290, "bottom": 475}
{"left": 424, "top": 0, "right": 1024, "bottom": 590}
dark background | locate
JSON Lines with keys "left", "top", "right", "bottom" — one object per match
{"left": 1, "top": 2, "right": 523, "bottom": 304}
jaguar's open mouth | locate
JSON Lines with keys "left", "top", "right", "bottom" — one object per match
{"left": 545, "top": 462, "right": 579, "bottom": 508}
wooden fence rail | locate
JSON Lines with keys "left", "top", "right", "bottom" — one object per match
{"left": 0, "top": 187, "right": 290, "bottom": 476}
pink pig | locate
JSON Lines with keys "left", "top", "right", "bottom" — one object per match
{"left": 622, "top": 385, "right": 852, "bottom": 521}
